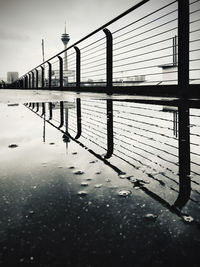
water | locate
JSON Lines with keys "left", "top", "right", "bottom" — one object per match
{"left": 0, "top": 90, "right": 200, "bottom": 266}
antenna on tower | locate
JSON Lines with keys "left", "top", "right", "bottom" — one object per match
{"left": 64, "top": 21, "right": 66, "bottom": 34}
{"left": 42, "top": 39, "right": 45, "bottom": 63}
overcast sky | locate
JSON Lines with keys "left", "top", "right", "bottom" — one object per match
{"left": 0, "top": 0, "right": 141, "bottom": 80}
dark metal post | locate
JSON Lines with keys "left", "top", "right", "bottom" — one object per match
{"left": 178, "top": 0, "right": 189, "bottom": 94}
{"left": 23, "top": 77, "right": 24, "bottom": 88}
{"left": 36, "top": 69, "right": 38, "bottom": 89}
{"left": 58, "top": 56, "right": 63, "bottom": 88}
{"left": 40, "top": 66, "right": 45, "bottom": 88}
{"left": 104, "top": 99, "right": 114, "bottom": 159}
{"left": 75, "top": 98, "right": 82, "bottom": 139}
{"left": 174, "top": 102, "right": 191, "bottom": 209}
{"left": 31, "top": 71, "right": 34, "bottom": 88}
{"left": 175, "top": 35, "right": 177, "bottom": 66}
{"left": 173, "top": 37, "right": 175, "bottom": 66}
{"left": 36, "top": 102, "right": 39, "bottom": 112}
{"left": 59, "top": 101, "right": 64, "bottom": 128}
{"left": 49, "top": 102, "right": 53, "bottom": 120}
{"left": 25, "top": 75, "right": 28, "bottom": 88}
{"left": 47, "top": 62, "right": 52, "bottom": 88}
{"left": 74, "top": 46, "right": 81, "bottom": 88}
{"left": 103, "top": 28, "right": 113, "bottom": 91}
{"left": 19, "top": 79, "right": 23, "bottom": 88}
{"left": 41, "top": 102, "right": 45, "bottom": 116}
{"left": 28, "top": 73, "right": 31, "bottom": 88}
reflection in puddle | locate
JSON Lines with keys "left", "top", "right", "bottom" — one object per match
{"left": 23, "top": 99, "right": 200, "bottom": 218}
{"left": 1, "top": 97, "right": 200, "bottom": 266}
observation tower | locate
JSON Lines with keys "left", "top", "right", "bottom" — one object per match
{"left": 61, "top": 22, "right": 70, "bottom": 73}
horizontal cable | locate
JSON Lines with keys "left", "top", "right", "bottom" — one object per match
{"left": 81, "top": 62, "right": 106, "bottom": 71}
{"left": 81, "top": 38, "right": 105, "bottom": 53}
{"left": 114, "top": 71, "right": 177, "bottom": 80}
{"left": 114, "top": 18, "right": 178, "bottom": 47}
{"left": 114, "top": 27, "right": 178, "bottom": 52}
{"left": 190, "top": 29, "right": 200, "bottom": 34}
{"left": 81, "top": 48, "right": 105, "bottom": 60}
{"left": 81, "top": 43, "right": 105, "bottom": 57}
{"left": 114, "top": 37, "right": 172, "bottom": 57}
{"left": 113, "top": 46, "right": 172, "bottom": 63}
{"left": 113, "top": 62, "right": 172, "bottom": 73}
{"left": 81, "top": 67, "right": 105, "bottom": 75}
{"left": 115, "top": 137, "right": 178, "bottom": 171}
{"left": 81, "top": 53, "right": 105, "bottom": 64}
{"left": 81, "top": 73, "right": 106, "bottom": 78}
{"left": 51, "top": 61, "right": 59, "bottom": 66}
{"left": 190, "top": 38, "right": 200, "bottom": 43}
{"left": 190, "top": 8, "right": 200, "bottom": 15}
{"left": 113, "top": 0, "right": 177, "bottom": 35}
{"left": 113, "top": 9, "right": 178, "bottom": 41}
{"left": 81, "top": 57, "right": 106, "bottom": 67}
{"left": 114, "top": 116, "right": 175, "bottom": 131}
{"left": 190, "top": 59, "right": 200, "bottom": 62}
{"left": 113, "top": 54, "right": 173, "bottom": 68}
{"left": 190, "top": 0, "right": 200, "bottom": 5}
{"left": 190, "top": 18, "right": 200, "bottom": 24}
{"left": 67, "top": 52, "right": 76, "bottom": 57}
{"left": 190, "top": 48, "right": 200, "bottom": 52}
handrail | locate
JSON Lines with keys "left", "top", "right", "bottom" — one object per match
{"left": 12, "top": 0, "right": 200, "bottom": 94}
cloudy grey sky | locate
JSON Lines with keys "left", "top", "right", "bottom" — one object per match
{"left": 0, "top": 0, "right": 139, "bottom": 80}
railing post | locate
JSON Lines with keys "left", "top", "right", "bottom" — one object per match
{"left": 75, "top": 98, "right": 82, "bottom": 139}
{"left": 25, "top": 75, "right": 28, "bottom": 88}
{"left": 174, "top": 102, "right": 191, "bottom": 209}
{"left": 41, "top": 102, "right": 45, "bottom": 116}
{"left": 49, "top": 102, "right": 53, "bottom": 120}
{"left": 178, "top": 0, "right": 189, "bottom": 95}
{"left": 36, "top": 69, "right": 38, "bottom": 89}
{"left": 58, "top": 56, "right": 63, "bottom": 88}
{"left": 103, "top": 28, "right": 113, "bottom": 91}
{"left": 28, "top": 73, "right": 31, "bottom": 88}
{"left": 104, "top": 99, "right": 114, "bottom": 159}
{"left": 40, "top": 66, "right": 45, "bottom": 88}
{"left": 22, "top": 77, "right": 25, "bottom": 88}
{"left": 59, "top": 101, "right": 64, "bottom": 128}
{"left": 36, "top": 102, "right": 39, "bottom": 112}
{"left": 31, "top": 71, "right": 34, "bottom": 88}
{"left": 74, "top": 46, "right": 81, "bottom": 88}
{"left": 47, "top": 62, "right": 52, "bottom": 89}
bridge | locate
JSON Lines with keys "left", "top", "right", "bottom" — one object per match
{"left": 10, "top": 0, "right": 200, "bottom": 97}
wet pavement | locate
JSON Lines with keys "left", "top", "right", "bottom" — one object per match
{"left": 0, "top": 90, "right": 200, "bottom": 267}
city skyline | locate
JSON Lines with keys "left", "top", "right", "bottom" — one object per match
{"left": 0, "top": 0, "right": 138, "bottom": 80}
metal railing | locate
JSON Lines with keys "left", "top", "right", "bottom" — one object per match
{"left": 13, "top": 0, "right": 200, "bottom": 96}
{"left": 25, "top": 98, "right": 200, "bottom": 221}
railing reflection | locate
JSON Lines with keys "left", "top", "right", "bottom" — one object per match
{"left": 75, "top": 98, "right": 82, "bottom": 139}
{"left": 25, "top": 98, "right": 200, "bottom": 218}
{"left": 174, "top": 102, "right": 191, "bottom": 209}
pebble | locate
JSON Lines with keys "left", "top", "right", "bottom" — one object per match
{"left": 118, "top": 190, "right": 131, "bottom": 197}
{"left": 145, "top": 213, "right": 158, "bottom": 220}
{"left": 8, "top": 144, "right": 18, "bottom": 148}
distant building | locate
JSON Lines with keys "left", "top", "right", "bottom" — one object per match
{"left": 7, "top": 72, "right": 19, "bottom": 83}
